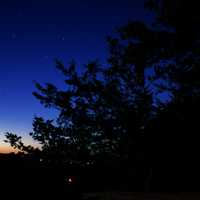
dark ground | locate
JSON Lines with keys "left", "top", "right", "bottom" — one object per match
{"left": 82, "top": 192, "right": 200, "bottom": 200}
{"left": 1, "top": 153, "right": 200, "bottom": 200}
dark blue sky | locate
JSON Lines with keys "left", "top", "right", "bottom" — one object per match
{"left": 0, "top": 0, "right": 150, "bottom": 151}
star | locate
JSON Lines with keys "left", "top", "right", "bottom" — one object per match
{"left": 17, "top": 11, "right": 23, "bottom": 17}
{"left": 58, "top": 35, "right": 65, "bottom": 41}
{"left": 11, "top": 33, "right": 17, "bottom": 40}
{"left": 44, "top": 55, "right": 49, "bottom": 59}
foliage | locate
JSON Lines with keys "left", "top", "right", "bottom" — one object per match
{"left": 4, "top": 1, "right": 200, "bottom": 190}
{"left": 4, "top": 132, "right": 38, "bottom": 154}
{"left": 4, "top": 19, "right": 157, "bottom": 164}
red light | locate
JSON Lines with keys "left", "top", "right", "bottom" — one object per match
{"left": 68, "top": 178, "right": 72, "bottom": 183}
{"left": 67, "top": 176, "right": 75, "bottom": 184}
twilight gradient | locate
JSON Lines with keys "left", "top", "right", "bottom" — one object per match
{"left": 0, "top": 0, "right": 151, "bottom": 152}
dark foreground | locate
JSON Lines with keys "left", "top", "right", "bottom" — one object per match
{"left": 1, "top": 153, "right": 200, "bottom": 200}
{"left": 82, "top": 192, "right": 200, "bottom": 200}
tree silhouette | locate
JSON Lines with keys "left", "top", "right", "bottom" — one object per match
{"left": 143, "top": 0, "right": 200, "bottom": 190}
{"left": 30, "top": 27, "right": 154, "bottom": 165}
{"left": 5, "top": 10, "right": 157, "bottom": 192}
{"left": 4, "top": 0, "right": 200, "bottom": 191}
{"left": 4, "top": 132, "right": 39, "bottom": 154}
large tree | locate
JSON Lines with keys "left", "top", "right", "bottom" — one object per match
{"left": 5, "top": 19, "right": 156, "bottom": 190}
{"left": 143, "top": 0, "right": 200, "bottom": 190}
{"left": 29, "top": 25, "right": 155, "bottom": 164}
{"left": 5, "top": 0, "right": 200, "bottom": 191}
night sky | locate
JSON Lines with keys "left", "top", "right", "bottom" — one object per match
{"left": 0, "top": 0, "right": 151, "bottom": 152}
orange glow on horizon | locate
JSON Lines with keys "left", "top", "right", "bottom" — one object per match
{"left": 0, "top": 146, "right": 16, "bottom": 154}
